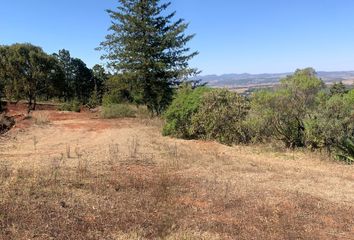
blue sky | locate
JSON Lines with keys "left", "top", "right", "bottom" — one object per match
{"left": 1, "top": 0, "right": 354, "bottom": 75}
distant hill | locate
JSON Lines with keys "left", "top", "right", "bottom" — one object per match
{"left": 194, "top": 71, "right": 354, "bottom": 88}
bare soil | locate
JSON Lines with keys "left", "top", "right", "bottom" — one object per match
{"left": 0, "top": 106, "right": 353, "bottom": 239}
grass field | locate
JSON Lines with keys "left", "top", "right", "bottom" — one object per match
{"left": 0, "top": 106, "right": 353, "bottom": 239}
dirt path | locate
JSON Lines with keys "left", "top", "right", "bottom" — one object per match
{"left": 0, "top": 110, "right": 353, "bottom": 239}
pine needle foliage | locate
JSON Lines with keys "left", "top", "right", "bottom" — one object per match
{"left": 98, "top": 0, "right": 199, "bottom": 115}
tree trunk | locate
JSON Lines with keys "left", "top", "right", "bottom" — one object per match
{"left": 33, "top": 97, "right": 37, "bottom": 111}
{"left": 28, "top": 97, "right": 32, "bottom": 114}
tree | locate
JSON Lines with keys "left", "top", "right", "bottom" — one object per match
{"left": 71, "top": 58, "right": 94, "bottom": 103}
{"left": 0, "top": 46, "right": 8, "bottom": 112}
{"left": 329, "top": 81, "right": 348, "bottom": 96}
{"left": 304, "top": 92, "right": 353, "bottom": 151}
{"left": 162, "top": 84, "right": 210, "bottom": 138}
{"left": 0, "top": 45, "right": 22, "bottom": 102}
{"left": 89, "top": 64, "right": 108, "bottom": 106}
{"left": 102, "top": 74, "right": 135, "bottom": 106}
{"left": 190, "top": 89, "right": 250, "bottom": 145}
{"left": 53, "top": 49, "right": 73, "bottom": 100}
{"left": 0, "top": 43, "right": 57, "bottom": 112}
{"left": 250, "top": 68, "right": 325, "bottom": 148}
{"left": 98, "top": 0, "right": 199, "bottom": 115}
{"left": 54, "top": 50, "right": 95, "bottom": 103}
{"left": 92, "top": 64, "right": 107, "bottom": 95}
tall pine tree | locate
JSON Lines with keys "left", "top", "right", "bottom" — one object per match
{"left": 98, "top": 0, "right": 199, "bottom": 114}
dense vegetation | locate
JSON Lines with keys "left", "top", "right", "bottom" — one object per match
{"left": 0, "top": 44, "right": 108, "bottom": 112}
{"left": 163, "top": 68, "right": 354, "bottom": 162}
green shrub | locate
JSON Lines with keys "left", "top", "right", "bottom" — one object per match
{"left": 248, "top": 68, "right": 324, "bottom": 148}
{"left": 102, "top": 75, "right": 134, "bottom": 107}
{"left": 336, "top": 137, "right": 354, "bottom": 164}
{"left": 86, "top": 89, "right": 101, "bottom": 109}
{"left": 101, "top": 104, "right": 136, "bottom": 119}
{"left": 304, "top": 92, "right": 354, "bottom": 151}
{"left": 190, "top": 89, "right": 250, "bottom": 145}
{"left": 162, "top": 85, "right": 210, "bottom": 138}
{"left": 59, "top": 100, "right": 81, "bottom": 112}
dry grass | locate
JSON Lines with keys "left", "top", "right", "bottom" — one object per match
{"left": 1, "top": 154, "right": 353, "bottom": 239}
{"left": 32, "top": 111, "right": 50, "bottom": 125}
{"left": 0, "top": 110, "right": 353, "bottom": 239}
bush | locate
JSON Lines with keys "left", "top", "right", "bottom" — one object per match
{"left": 102, "top": 75, "right": 135, "bottom": 106}
{"left": 248, "top": 69, "right": 324, "bottom": 148}
{"left": 190, "top": 89, "right": 250, "bottom": 145}
{"left": 0, "top": 113, "right": 15, "bottom": 134}
{"left": 59, "top": 100, "right": 81, "bottom": 112}
{"left": 163, "top": 69, "right": 353, "bottom": 163}
{"left": 162, "top": 85, "right": 210, "bottom": 138}
{"left": 163, "top": 87, "right": 250, "bottom": 145}
{"left": 101, "top": 104, "right": 136, "bottom": 119}
{"left": 86, "top": 89, "right": 101, "bottom": 109}
{"left": 304, "top": 92, "right": 354, "bottom": 151}
{"left": 336, "top": 137, "right": 354, "bottom": 164}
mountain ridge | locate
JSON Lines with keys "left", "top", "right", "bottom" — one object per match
{"left": 195, "top": 70, "right": 354, "bottom": 88}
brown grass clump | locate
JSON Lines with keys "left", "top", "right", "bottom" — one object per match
{"left": 32, "top": 111, "right": 50, "bottom": 125}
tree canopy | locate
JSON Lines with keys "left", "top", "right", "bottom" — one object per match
{"left": 0, "top": 43, "right": 58, "bottom": 112}
{"left": 98, "top": 0, "right": 199, "bottom": 114}
{"left": 0, "top": 44, "right": 105, "bottom": 112}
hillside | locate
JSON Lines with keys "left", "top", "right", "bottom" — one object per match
{"left": 196, "top": 71, "right": 354, "bottom": 88}
{"left": 0, "top": 106, "right": 353, "bottom": 239}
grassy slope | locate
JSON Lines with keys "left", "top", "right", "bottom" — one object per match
{"left": 0, "top": 110, "right": 353, "bottom": 239}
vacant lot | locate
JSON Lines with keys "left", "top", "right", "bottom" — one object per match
{"left": 0, "top": 108, "right": 353, "bottom": 240}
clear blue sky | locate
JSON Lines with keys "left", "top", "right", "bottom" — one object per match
{"left": 1, "top": 0, "right": 354, "bottom": 75}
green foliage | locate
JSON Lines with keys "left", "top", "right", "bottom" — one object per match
{"left": 0, "top": 45, "right": 101, "bottom": 110}
{"left": 163, "top": 67, "right": 353, "bottom": 162}
{"left": 54, "top": 49, "right": 102, "bottom": 104}
{"left": 101, "top": 104, "right": 136, "bottom": 119}
{"left": 98, "top": 0, "right": 199, "bottom": 115}
{"left": 102, "top": 75, "right": 135, "bottom": 106}
{"left": 190, "top": 89, "right": 250, "bottom": 145}
{"left": 0, "top": 43, "right": 58, "bottom": 112}
{"left": 330, "top": 81, "right": 348, "bottom": 96}
{"left": 336, "top": 137, "right": 354, "bottom": 164}
{"left": 304, "top": 92, "right": 354, "bottom": 150}
{"left": 87, "top": 88, "right": 100, "bottom": 109}
{"left": 59, "top": 100, "right": 81, "bottom": 112}
{"left": 249, "top": 68, "right": 324, "bottom": 148}
{"left": 92, "top": 64, "right": 108, "bottom": 102}
{"left": 162, "top": 85, "right": 210, "bottom": 138}
{"left": 163, "top": 87, "right": 250, "bottom": 145}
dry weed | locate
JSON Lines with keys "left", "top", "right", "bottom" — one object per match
{"left": 33, "top": 111, "right": 50, "bottom": 125}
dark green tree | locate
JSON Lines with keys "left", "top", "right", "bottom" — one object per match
{"left": 54, "top": 50, "right": 94, "bottom": 103}
{"left": 0, "top": 46, "right": 9, "bottom": 112}
{"left": 98, "top": 0, "right": 199, "bottom": 115}
{"left": 90, "top": 64, "right": 108, "bottom": 106}
{"left": 71, "top": 58, "right": 94, "bottom": 103}
{"left": 329, "top": 81, "right": 348, "bottom": 96}
{"left": 53, "top": 49, "right": 74, "bottom": 100}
